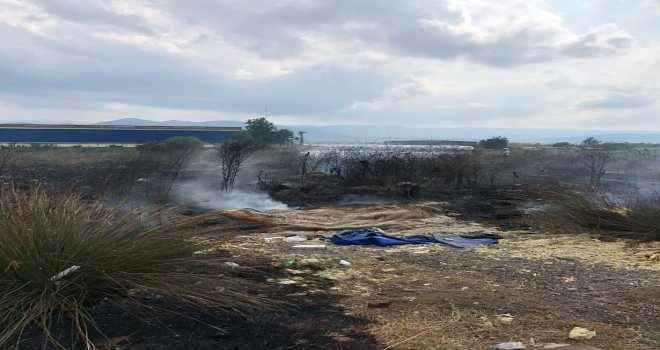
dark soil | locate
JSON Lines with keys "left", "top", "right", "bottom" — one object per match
{"left": 16, "top": 253, "right": 379, "bottom": 350}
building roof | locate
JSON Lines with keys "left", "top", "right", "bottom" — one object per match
{"left": 0, "top": 124, "right": 242, "bottom": 131}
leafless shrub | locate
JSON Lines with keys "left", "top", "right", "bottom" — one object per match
{"left": 215, "top": 133, "right": 262, "bottom": 192}
{"left": 576, "top": 148, "right": 611, "bottom": 188}
{"left": 533, "top": 189, "right": 659, "bottom": 240}
{"left": 297, "top": 146, "right": 484, "bottom": 193}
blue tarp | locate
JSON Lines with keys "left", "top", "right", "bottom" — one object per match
{"left": 323, "top": 228, "right": 499, "bottom": 248}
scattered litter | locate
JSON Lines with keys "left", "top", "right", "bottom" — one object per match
{"left": 367, "top": 300, "right": 393, "bottom": 308}
{"left": 339, "top": 259, "right": 351, "bottom": 266}
{"left": 301, "top": 258, "right": 320, "bottom": 264}
{"left": 278, "top": 279, "right": 298, "bottom": 285}
{"left": 489, "top": 342, "right": 526, "bottom": 350}
{"left": 568, "top": 327, "right": 596, "bottom": 340}
{"left": 563, "top": 277, "right": 576, "bottom": 283}
{"left": 543, "top": 344, "right": 603, "bottom": 349}
{"left": 285, "top": 269, "right": 305, "bottom": 275}
{"left": 224, "top": 262, "right": 240, "bottom": 268}
{"left": 279, "top": 259, "right": 296, "bottom": 268}
{"left": 433, "top": 233, "right": 500, "bottom": 248}
{"left": 263, "top": 236, "right": 286, "bottom": 243}
{"left": 423, "top": 283, "right": 432, "bottom": 286}
{"left": 495, "top": 313, "right": 514, "bottom": 324}
{"left": 461, "top": 286, "right": 469, "bottom": 291}
{"left": 50, "top": 265, "right": 80, "bottom": 284}
{"left": 323, "top": 228, "right": 500, "bottom": 247}
{"left": 292, "top": 244, "right": 327, "bottom": 249}
{"left": 284, "top": 235, "right": 308, "bottom": 242}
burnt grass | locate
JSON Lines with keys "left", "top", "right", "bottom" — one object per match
{"left": 3, "top": 162, "right": 658, "bottom": 349}
{"left": 16, "top": 252, "right": 379, "bottom": 350}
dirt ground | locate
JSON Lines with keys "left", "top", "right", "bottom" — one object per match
{"left": 186, "top": 202, "right": 659, "bottom": 350}
{"left": 17, "top": 201, "right": 659, "bottom": 350}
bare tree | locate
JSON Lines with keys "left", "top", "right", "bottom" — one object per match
{"left": 577, "top": 148, "right": 611, "bottom": 188}
{"left": 215, "top": 133, "right": 262, "bottom": 192}
{"left": 139, "top": 137, "right": 204, "bottom": 201}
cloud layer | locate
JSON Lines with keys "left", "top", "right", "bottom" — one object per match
{"left": 0, "top": 0, "right": 658, "bottom": 130}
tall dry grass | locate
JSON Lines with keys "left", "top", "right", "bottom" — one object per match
{"left": 534, "top": 190, "right": 659, "bottom": 240}
{"left": 0, "top": 188, "right": 267, "bottom": 349}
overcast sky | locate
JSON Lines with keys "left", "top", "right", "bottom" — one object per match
{"left": 1, "top": 0, "right": 659, "bottom": 130}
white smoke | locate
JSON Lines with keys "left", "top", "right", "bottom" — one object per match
{"left": 174, "top": 180, "right": 288, "bottom": 211}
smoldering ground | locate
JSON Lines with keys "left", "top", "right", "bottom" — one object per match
{"left": 172, "top": 148, "right": 288, "bottom": 211}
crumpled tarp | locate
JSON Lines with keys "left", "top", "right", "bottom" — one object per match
{"left": 323, "top": 228, "right": 500, "bottom": 248}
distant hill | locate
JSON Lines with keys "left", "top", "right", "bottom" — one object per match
{"left": 6, "top": 117, "right": 656, "bottom": 144}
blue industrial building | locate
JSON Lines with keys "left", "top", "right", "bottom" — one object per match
{"left": 0, "top": 124, "right": 242, "bottom": 145}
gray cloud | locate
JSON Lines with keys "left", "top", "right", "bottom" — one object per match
{"left": 0, "top": 21, "right": 387, "bottom": 115}
{"left": 31, "top": 0, "right": 153, "bottom": 33}
{"left": 576, "top": 92, "right": 656, "bottom": 109}
{"left": 562, "top": 24, "right": 633, "bottom": 58}
{"left": 159, "top": 0, "right": 634, "bottom": 67}
{"left": 0, "top": 0, "right": 655, "bottom": 130}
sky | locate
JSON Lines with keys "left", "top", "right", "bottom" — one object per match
{"left": 0, "top": 0, "right": 659, "bottom": 130}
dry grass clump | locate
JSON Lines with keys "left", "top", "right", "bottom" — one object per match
{"left": 0, "top": 188, "right": 267, "bottom": 349}
{"left": 534, "top": 190, "right": 660, "bottom": 240}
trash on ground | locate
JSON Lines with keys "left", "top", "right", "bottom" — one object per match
{"left": 339, "top": 259, "right": 351, "bottom": 266}
{"left": 301, "top": 258, "right": 320, "bottom": 264}
{"left": 50, "top": 265, "right": 81, "bottom": 283}
{"left": 323, "top": 227, "right": 500, "bottom": 247}
{"left": 193, "top": 248, "right": 214, "bottom": 255}
{"left": 367, "top": 300, "right": 393, "bottom": 308}
{"left": 277, "top": 279, "right": 298, "bottom": 285}
{"left": 284, "top": 235, "right": 308, "bottom": 242}
{"left": 489, "top": 342, "right": 526, "bottom": 350}
{"left": 292, "top": 244, "right": 327, "bottom": 249}
{"left": 279, "top": 259, "right": 296, "bottom": 268}
{"left": 263, "top": 236, "right": 286, "bottom": 243}
{"left": 285, "top": 269, "right": 305, "bottom": 275}
{"left": 495, "top": 313, "right": 514, "bottom": 324}
{"left": 568, "top": 327, "right": 596, "bottom": 340}
{"left": 224, "top": 262, "right": 240, "bottom": 268}
{"left": 543, "top": 344, "right": 603, "bottom": 350}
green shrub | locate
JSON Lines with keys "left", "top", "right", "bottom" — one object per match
{"left": 0, "top": 188, "right": 266, "bottom": 348}
{"left": 478, "top": 136, "right": 509, "bottom": 150}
